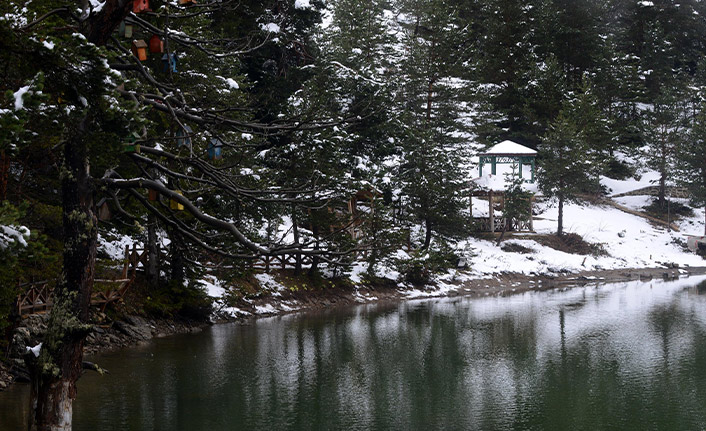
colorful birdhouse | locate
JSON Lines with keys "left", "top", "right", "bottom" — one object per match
{"left": 133, "top": 0, "right": 151, "bottom": 13}
{"left": 131, "top": 40, "right": 148, "bottom": 61}
{"left": 123, "top": 143, "right": 140, "bottom": 153}
{"left": 123, "top": 132, "right": 141, "bottom": 153}
{"left": 176, "top": 125, "right": 192, "bottom": 148}
{"left": 170, "top": 191, "right": 184, "bottom": 211}
{"left": 208, "top": 138, "right": 223, "bottom": 160}
{"left": 119, "top": 21, "right": 133, "bottom": 38}
{"left": 162, "top": 53, "right": 178, "bottom": 73}
{"left": 149, "top": 35, "right": 163, "bottom": 54}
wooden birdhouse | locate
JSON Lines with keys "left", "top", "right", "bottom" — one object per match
{"left": 176, "top": 125, "right": 192, "bottom": 148}
{"left": 179, "top": 0, "right": 197, "bottom": 6}
{"left": 162, "top": 53, "right": 178, "bottom": 73}
{"left": 97, "top": 198, "right": 112, "bottom": 221}
{"left": 133, "top": 0, "right": 151, "bottom": 13}
{"left": 170, "top": 191, "right": 184, "bottom": 211}
{"left": 149, "top": 35, "right": 164, "bottom": 54}
{"left": 131, "top": 40, "right": 148, "bottom": 61}
{"left": 119, "top": 21, "right": 133, "bottom": 38}
{"left": 208, "top": 138, "right": 223, "bottom": 160}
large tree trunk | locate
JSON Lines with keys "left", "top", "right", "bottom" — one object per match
{"left": 28, "top": 129, "right": 97, "bottom": 431}
{"left": 422, "top": 217, "right": 432, "bottom": 249}
{"left": 25, "top": 2, "right": 132, "bottom": 429}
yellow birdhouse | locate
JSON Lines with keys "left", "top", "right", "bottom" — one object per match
{"left": 170, "top": 190, "right": 184, "bottom": 211}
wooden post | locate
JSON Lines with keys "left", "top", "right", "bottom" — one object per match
{"left": 131, "top": 243, "right": 138, "bottom": 278}
{"left": 122, "top": 244, "right": 130, "bottom": 278}
{"left": 529, "top": 196, "right": 534, "bottom": 231}
{"left": 489, "top": 190, "right": 495, "bottom": 233}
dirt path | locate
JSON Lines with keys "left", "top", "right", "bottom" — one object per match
{"left": 599, "top": 196, "right": 681, "bottom": 232}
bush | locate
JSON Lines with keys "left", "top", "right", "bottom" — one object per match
{"left": 605, "top": 159, "right": 635, "bottom": 180}
{"left": 395, "top": 246, "right": 459, "bottom": 286}
{"left": 144, "top": 280, "right": 212, "bottom": 321}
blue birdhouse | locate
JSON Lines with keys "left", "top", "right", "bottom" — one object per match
{"left": 162, "top": 53, "right": 178, "bottom": 73}
{"left": 176, "top": 125, "right": 193, "bottom": 148}
{"left": 208, "top": 138, "right": 223, "bottom": 160}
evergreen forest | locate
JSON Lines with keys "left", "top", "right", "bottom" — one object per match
{"left": 3, "top": 0, "right": 706, "bottom": 427}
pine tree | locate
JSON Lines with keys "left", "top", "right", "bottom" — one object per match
{"left": 395, "top": 0, "right": 470, "bottom": 249}
{"left": 538, "top": 98, "right": 603, "bottom": 236}
{"left": 641, "top": 85, "right": 690, "bottom": 209}
{"left": 677, "top": 107, "right": 706, "bottom": 234}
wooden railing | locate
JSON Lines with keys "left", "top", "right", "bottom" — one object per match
{"left": 248, "top": 254, "right": 314, "bottom": 271}
{"left": 14, "top": 244, "right": 152, "bottom": 317}
{"left": 16, "top": 278, "right": 134, "bottom": 317}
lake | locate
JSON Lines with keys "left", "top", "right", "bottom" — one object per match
{"left": 3, "top": 276, "right": 706, "bottom": 430}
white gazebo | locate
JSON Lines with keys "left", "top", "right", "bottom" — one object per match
{"left": 478, "top": 140, "right": 537, "bottom": 182}
{"left": 471, "top": 140, "right": 538, "bottom": 233}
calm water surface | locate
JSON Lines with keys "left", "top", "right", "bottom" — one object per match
{"left": 4, "top": 277, "right": 706, "bottom": 430}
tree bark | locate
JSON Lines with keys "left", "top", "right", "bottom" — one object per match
{"left": 557, "top": 193, "right": 564, "bottom": 237}
{"left": 658, "top": 140, "right": 667, "bottom": 209}
{"left": 308, "top": 224, "right": 319, "bottom": 277}
{"left": 422, "top": 217, "right": 432, "bottom": 249}
{"left": 292, "top": 204, "right": 301, "bottom": 275}
{"left": 170, "top": 230, "right": 185, "bottom": 286}
{"left": 147, "top": 213, "right": 159, "bottom": 286}
{"left": 28, "top": 127, "right": 96, "bottom": 431}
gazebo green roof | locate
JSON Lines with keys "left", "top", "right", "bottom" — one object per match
{"left": 478, "top": 140, "right": 537, "bottom": 182}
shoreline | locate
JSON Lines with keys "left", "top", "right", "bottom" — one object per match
{"left": 3, "top": 264, "right": 706, "bottom": 391}
{"left": 222, "top": 265, "right": 706, "bottom": 320}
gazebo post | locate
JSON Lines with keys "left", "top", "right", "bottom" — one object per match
{"left": 489, "top": 190, "right": 495, "bottom": 233}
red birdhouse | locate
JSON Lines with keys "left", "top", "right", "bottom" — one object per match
{"left": 133, "top": 0, "right": 151, "bottom": 13}
{"left": 132, "top": 40, "right": 148, "bottom": 61}
{"left": 149, "top": 35, "right": 164, "bottom": 54}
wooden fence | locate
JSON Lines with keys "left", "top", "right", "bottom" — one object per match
{"left": 15, "top": 244, "right": 152, "bottom": 317}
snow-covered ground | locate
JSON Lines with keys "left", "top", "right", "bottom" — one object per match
{"left": 97, "top": 169, "right": 706, "bottom": 318}
{"left": 460, "top": 197, "right": 704, "bottom": 277}
{"left": 200, "top": 188, "right": 706, "bottom": 317}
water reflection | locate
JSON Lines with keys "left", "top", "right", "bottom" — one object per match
{"left": 3, "top": 276, "right": 706, "bottom": 430}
